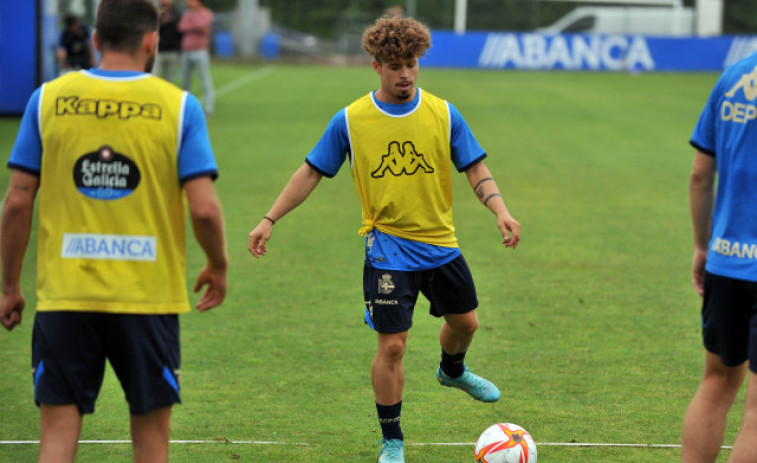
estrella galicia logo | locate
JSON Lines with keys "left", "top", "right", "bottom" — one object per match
{"left": 73, "top": 146, "right": 140, "bottom": 200}
{"left": 371, "top": 141, "right": 434, "bottom": 178}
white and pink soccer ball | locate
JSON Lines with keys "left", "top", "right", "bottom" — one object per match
{"left": 474, "top": 423, "right": 537, "bottom": 463}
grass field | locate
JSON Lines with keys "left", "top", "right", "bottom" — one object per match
{"left": 0, "top": 62, "right": 734, "bottom": 462}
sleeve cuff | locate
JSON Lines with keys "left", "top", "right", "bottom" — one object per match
{"left": 7, "top": 163, "right": 41, "bottom": 177}
{"left": 458, "top": 153, "right": 488, "bottom": 172}
{"left": 305, "top": 158, "right": 335, "bottom": 178}
{"left": 180, "top": 169, "right": 218, "bottom": 184}
{"left": 690, "top": 140, "right": 715, "bottom": 157}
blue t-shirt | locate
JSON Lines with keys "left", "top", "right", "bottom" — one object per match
{"left": 690, "top": 51, "right": 757, "bottom": 282}
{"left": 306, "top": 89, "right": 486, "bottom": 271}
{"left": 8, "top": 69, "right": 217, "bottom": 183}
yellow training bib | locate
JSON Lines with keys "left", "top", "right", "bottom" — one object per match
{"left": 346, "top": 89, "right": 457, "bottom": 247}
{"left": 36, "top": 71, "right": 190, "bottom": 314}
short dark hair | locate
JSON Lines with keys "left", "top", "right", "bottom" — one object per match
{"left": 64, "top": 15, "right": 80, "bottom": 28}
{"left": 95, "top": 0, "right": 158, "bottom": 53}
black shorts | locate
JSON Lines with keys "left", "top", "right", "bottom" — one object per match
{"left": 363, "top": 254, "right": 479, "bottom": 334}
{"left": 32, "top": 311, "right": 181, "bottom": 415}
{"left": 702, "top": 272, "right": 757, "bottom": 372}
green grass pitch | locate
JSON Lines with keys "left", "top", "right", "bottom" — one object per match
{"left": 0, "top": 63, "right": 737, "bottom": 462}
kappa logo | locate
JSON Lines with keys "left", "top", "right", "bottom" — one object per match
{"left": 56, "top": 96, "right": 162, "bottom": 120}
{"left": 725, "top": 65, "right": 757, "bottom": 101}
{"left": 371, "top": 141, "right": 434, "bottom": 178}
{"left": 722, "top": 65, "right": 757, "bottom": 124}
{"left": 378, "top": 274, "right": 395, "bottom": 295}
{"left": 366, "top": 232, "right": 375, "bottom": 251}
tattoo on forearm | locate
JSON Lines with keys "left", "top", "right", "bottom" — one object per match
{"left": 483, "top": 193, "right": 502, "bottom": 207}
{"left": 474, "top": 177, "right": 494, "bottom": 199}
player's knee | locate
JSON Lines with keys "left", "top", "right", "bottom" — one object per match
{"left": 451, "top": 317, "right": 478, "bottom": 337}
{"left": 702, "top": 363, "right": 745, "bottom": 393}
{"left": 378, "top": 336, "right": 407, "bottom": 360}
{"left": 465, "top": 317, "right": 479, "bottom": 335}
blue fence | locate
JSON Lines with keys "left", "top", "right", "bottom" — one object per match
{"left": 423, "top": 31, "right": 757, "bottom": 72}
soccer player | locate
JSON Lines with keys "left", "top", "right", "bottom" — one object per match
{"left": 682, "top": 50, "right": 757, "bottom": 462}
{"left": 0, "top": 1, "right": 227, "bottom": 462}
{"left": 248, "top": 16, "right": 520, "bottom": 463}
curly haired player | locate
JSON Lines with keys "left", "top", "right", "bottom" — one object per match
{"left": 248, "top": 16, "right": 520, "bottom": 463}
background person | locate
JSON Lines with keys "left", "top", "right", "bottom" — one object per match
{"left": 57, "top": 14, "right": 95, "bottom": 73}
{"left": 0, "top": 1, "right": 227, "bottom": 462}
{"left": 682, "top": 50, "right": 757, "bottom": 462}
{"left": 153, "top": 0, "right": 183, "bottom": 83}
{"left": 248, "top": 16, "right": 520, "bottom": 463}
{"left": 179, "top": 0, "right": 215, "bottom": 116}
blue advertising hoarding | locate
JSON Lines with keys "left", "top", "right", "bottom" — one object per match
{"left": 423, "top": 31, "right": 757, "bottom": 72}
{"left": 0, "top": 1, "right": 39, "bottom": 114}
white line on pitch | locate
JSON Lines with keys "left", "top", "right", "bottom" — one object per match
{"left": 0, "top": 440, "right": 734, "bottom": 449}
{"left": 0, "top": 440, "right": 308, "bottom": 446}
{"left": 410, "top": 442, "right": 734, "bottom": 450}
{"left": 215, "top": 66, "right": 274, "bottom": 99}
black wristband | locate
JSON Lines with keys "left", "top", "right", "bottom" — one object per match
{"left": 264, "top": 216, "right": 276, "bottom": 225}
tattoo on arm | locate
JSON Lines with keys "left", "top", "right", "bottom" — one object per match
{"left": 11, "top": 184, "right": 30, "bottom": 192}
{"left": 474, "top": 177, "right": 494, "bottom": 200}
{"left": 483, "top": 193, "right": 502, "bottom": 207}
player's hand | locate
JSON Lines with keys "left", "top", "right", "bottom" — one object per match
{"left": 248, "top": 220, "right": 273, "bottom": 258}
{"left": 0, "top": 290, "right": 25, "bottom": 331}
{"left": 193, "top": 264, "right": 227, "bottom": 312}
{"left": 497, "top": 213, "right": 521, "bottom": 249}
{"left": 692, "top": 248, "right": 707, "bottom": 298}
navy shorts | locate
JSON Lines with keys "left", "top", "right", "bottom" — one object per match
{"left": 702, "top": 272, "right": 757, "bottom": 372}
{"left": 32, "top": 311, "right": 181, "bottom": 415}
{"left": 363, "top": 254, "right": 479, "bottom": 334}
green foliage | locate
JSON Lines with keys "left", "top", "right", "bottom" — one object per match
{"left": 203, "top": 0, "right": 238, "bottom": 12}
{"left": 0, "top": 63, "right": 740, "bottom": 462}
{"left": 264, "top": 0, "right": 756, "bottom": 37}
{"left": 723, "top": 0, "right": 757, "bottom": 34}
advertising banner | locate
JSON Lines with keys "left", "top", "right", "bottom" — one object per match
{"left": 0, "top": 1, "right": 38, "bottom": 114}
{"left": 423, "top": 31, "right": 757, "bottom": 72}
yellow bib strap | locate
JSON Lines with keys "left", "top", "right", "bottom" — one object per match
{"left": 358, "top": 218, "right": 376, "bottom": 236}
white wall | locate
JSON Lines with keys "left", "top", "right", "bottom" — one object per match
{"left": 696, "top": 0, "right": 723, "bottom": 36}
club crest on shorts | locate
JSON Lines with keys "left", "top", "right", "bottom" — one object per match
{"left": 378, "top": 274, "right": 395, "bottom": 295}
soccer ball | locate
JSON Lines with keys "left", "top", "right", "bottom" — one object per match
{"left": 474, "top": 423, "right": 537, "bottom": 463}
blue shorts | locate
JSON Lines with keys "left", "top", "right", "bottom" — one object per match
{"left": 363, "top": 254, "right": 479, "bottom": 334}
{"left": 702, "top": 272, "right": 757, "bottom": 372}
{"left": 32, "top": 311, "right": 181, "bottom": 415}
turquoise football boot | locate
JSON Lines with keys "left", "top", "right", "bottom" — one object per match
{"left": 377, "top": 438, "right": 405, "bottom": 463}
{"left": 436, "top": 366, "right": 501, "bottom": 403}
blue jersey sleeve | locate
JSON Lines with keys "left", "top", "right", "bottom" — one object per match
{"left": 690, "top": 78, "right": 724, "bottom": 157}
{"left": 449, "top": 103, "right": 487, "bottom": 171}
{"left": 178, "top": 93, "right": 218, "bottom": 182}
{"left": 305, "top": 109, "right": 350, "bottom": 178}
{"left": 8, "top": 87, "right": 43, "bottom": 175}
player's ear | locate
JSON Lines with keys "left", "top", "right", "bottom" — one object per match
{"left": 92, "top": 30, "right": 103, "bottom": 53}
{"left": 373, "top": 59, "right": 382, "bottom": 74}
{"left": 143, "top": 31, "right": 158, "bottom": 56}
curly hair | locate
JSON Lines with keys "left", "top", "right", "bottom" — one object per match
{"left": 362, "top": 17, "right": 432, "bottom": 63}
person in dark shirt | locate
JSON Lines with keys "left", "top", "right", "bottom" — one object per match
{"left": 57, "top": 15, "right": 95, "bottom": 73}
{"left": 153, "top": 0, "right": 182, "bottom": 82}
